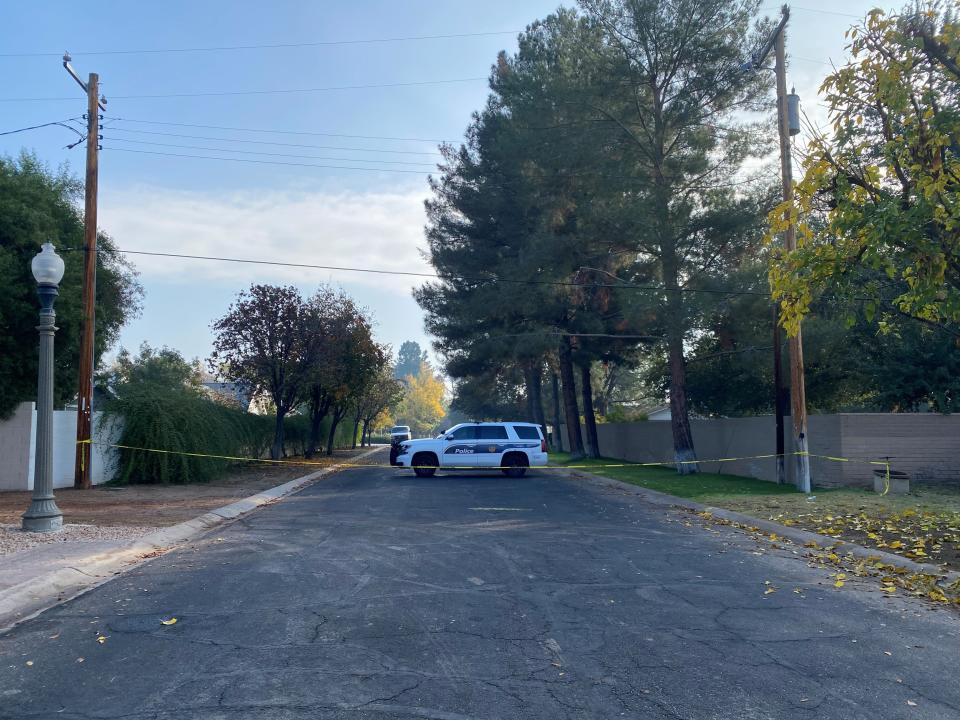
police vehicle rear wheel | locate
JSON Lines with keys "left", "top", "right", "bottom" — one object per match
{"left": 502, "top": 453, "right": 528, "bottom": 478}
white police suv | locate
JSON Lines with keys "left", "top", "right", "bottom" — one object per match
{"left": 394, "top": 422, "right": 548, "bottom": 478}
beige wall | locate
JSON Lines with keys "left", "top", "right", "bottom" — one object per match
{"left": 561, "top": 413, "right": 960, "bottom": 488}
{"left": 0, "top": 403, "right": 35, "bottom": 491}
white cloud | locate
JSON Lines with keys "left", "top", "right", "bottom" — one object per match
{"left": 101, "top": 185, "right": 433, "bottom": 294}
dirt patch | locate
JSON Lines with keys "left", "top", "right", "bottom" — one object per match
{"left": 0, "top": 447, "right": 385, "bottom": 528}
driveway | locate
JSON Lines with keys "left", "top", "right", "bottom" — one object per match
{"left": 1, "top": 463, "right": 958, "bottom": 718}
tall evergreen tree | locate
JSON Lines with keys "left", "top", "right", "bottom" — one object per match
{"left": 575, "top": 0, "right": 773, "bottom": 470}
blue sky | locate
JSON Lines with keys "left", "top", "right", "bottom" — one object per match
{"left": 0, "top": 0, "right": 887, "bottom": 372}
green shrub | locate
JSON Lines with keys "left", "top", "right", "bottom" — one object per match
{"left": 602, "top": 406, "right": 649, "bottom": 423}
{"left": 103, "top": 385, "right": 272, "bottom": 484}
{"left": 283, "top": 414, "right": 310, "bottom": 457}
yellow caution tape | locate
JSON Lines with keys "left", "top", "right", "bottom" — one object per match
{"left": 76, "top": 438, "right": 894, "bottom": 480}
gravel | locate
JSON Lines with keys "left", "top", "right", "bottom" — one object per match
{"left": 0, "top": 523, "right": 153, "bottom": 556}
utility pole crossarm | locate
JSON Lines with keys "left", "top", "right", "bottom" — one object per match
{"left": 62, "top": 54, "right": 107, "bottom": 111}
{"left": 750, "top": 6, "right": 790, "bottom": 70}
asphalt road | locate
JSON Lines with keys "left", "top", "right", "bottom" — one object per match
{"left": 2, "top": 460, "right": 959, "bottom": 719}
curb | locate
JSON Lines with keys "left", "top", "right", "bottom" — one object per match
{"left": 0, "top": 446, "right": 384, "bottom": 634}
{"left": 560, "top": 467, "right": 960, "bottom": 585}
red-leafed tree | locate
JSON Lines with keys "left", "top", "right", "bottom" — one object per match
{"left": 210, "top": 285, "right": 315, "bottom": 459}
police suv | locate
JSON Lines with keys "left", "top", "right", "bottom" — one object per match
{"left": 394, "top": 422, "right": 548, "bottom": 478}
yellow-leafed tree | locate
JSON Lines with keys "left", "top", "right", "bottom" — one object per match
{"left": 396, "top": 361, "right": 446, "bottom": 437}
{"left": 768, "top": 2, "right": 960, "bottom": 334}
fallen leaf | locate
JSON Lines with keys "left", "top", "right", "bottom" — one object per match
{"left": 48, "top": 633, "right": 60, "bottom": 640}
{"left": 76, "top": 657, "right": 84, "bottom": 663}
{"left": 884, "top": 651, "right": 892, "bottom": 656}
{"left": 160, "top": 617, "right": 178, "bottom": 626}
{"left": 834, "top": 579, "right": 845, "bottom": 588}
{"left": 764, "top": 587, "right": 777, "bottom": 595}
{"left": 25, "top": 661, "right": 33, "bottom": 667}
{"left": 907, "top": 700, "right": 918, "bottom": 706}
{"left": 96, "top": 635, "right": 107, "bottom": 644}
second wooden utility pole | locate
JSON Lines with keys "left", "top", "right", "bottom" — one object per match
{"left": 62, "top": 54, "right": 105, "bottom": 489}
{"left": 772, "top": 8, "right": 811, "bottom": 493}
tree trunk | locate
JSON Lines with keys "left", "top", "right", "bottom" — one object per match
{"left": 663, "top": 252, "right": 698, "bottom": 474}
{"left": 271, "top": 408, "right": 286, "bottom": 460}
{"left": 351, "top": 412, "right": 362, "bottom": 449}
{"left": 306, "top": 389, "right": 331, "bottom": 459}
{"left": 524, "top": 365, "right": 536, "bottom": 423}
{"left": 580, "top": 362, "right": 601, "bottom": 459}
{"left": 362, "top": 419, "right": 371, "bottom": 446}
{"left": 558, "top": 337, "right": 585, "bottom": 458}
{"left": 551, "top": 371, "right": 563, "bottom": 451}
{"left": 529, "top": 364, "right": 547, "bottom": 435}
{"left": 595, "top": 364, "right": 617, "bottom": 417}
{"left": 326, "top": 408, "right": 345, "bottom": 456}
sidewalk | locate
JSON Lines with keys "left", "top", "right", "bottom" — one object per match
{"left": 0, "top": 446, "right": 384, "bottom": 632}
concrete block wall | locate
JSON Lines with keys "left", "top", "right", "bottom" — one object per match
{"left": 0, "top": 402, "right": 118, "bottom": 491}
{"left": 560, "top": 413, "right": 960, "bottom": 489}
{"left": 836, "top": 414, "right": 960, "bottom": 488}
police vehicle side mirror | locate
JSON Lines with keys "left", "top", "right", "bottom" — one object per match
{"left": 445, "top": 435, "right": 455, "bottom": 441}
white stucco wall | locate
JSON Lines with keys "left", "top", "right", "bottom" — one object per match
{"left": 0, "top": 402, "right": 118, "bottom": 491}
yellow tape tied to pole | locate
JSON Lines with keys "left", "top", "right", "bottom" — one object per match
{"left": 77, "top": 439, "right": 895, "bottom": 477}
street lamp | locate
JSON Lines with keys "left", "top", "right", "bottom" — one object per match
{"left": 22, "top": 243, "right": 66, "bottom": 532}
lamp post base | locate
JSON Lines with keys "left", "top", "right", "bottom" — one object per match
{"left": 22, "top": 499, "right": 63, "bottom": 533}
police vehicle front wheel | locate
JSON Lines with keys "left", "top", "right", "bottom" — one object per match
{"left": 413, "top": 453, "right": 438, "bottom": 478}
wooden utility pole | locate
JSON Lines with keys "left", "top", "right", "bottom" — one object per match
{"left": 773, "top": 305, "right": 786, "bottom": 484}
{"left": 773, "top": 7, "right": 811, "bottom": 493}
{"left": 63, "top": 54, "right": 105, "bottom": 489}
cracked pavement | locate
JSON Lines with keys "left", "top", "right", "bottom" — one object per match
{"left": 2, "top": 461, "right": 959, "bottom": 719}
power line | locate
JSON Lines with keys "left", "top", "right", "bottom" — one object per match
{"left": 0, "top": 30, "right": 522, "bottom": 58}
{"left": 103, "top": 146, "right": 773, "bottom": 191}
{"left": 0, "top": 116, "right": 83, "bottom": 136}
{"left": 103, "top": 147, "right": 434, "bottom": 174}
{"left": 790, "top": 5, "right": 863, "bottom": 19}
{"left": 112, "top": 117, "right": 456, "bottom": 143}
{"left": 759, "top": 4, "right": 862, "bottom": 19}
{"left": 107, "top": 126, "right": 444, "bottom": 156}
{"left": 91, "top": 247, "right": 771, "bottom": 297}
{"left": 791, "top": 55, "right": 836, "bottom": 67}
{"left": 104, "top": 137, "right": 440, "bottom": 166}
{"left": 479, "top": 331, "right": 663, "bottom": 341}
{"left": 0, "top": 77, "right": 488, "bottom": 103}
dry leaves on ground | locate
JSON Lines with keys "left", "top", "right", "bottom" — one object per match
{"left": 695, "top": 510, "right": 960, "bottom": 607}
